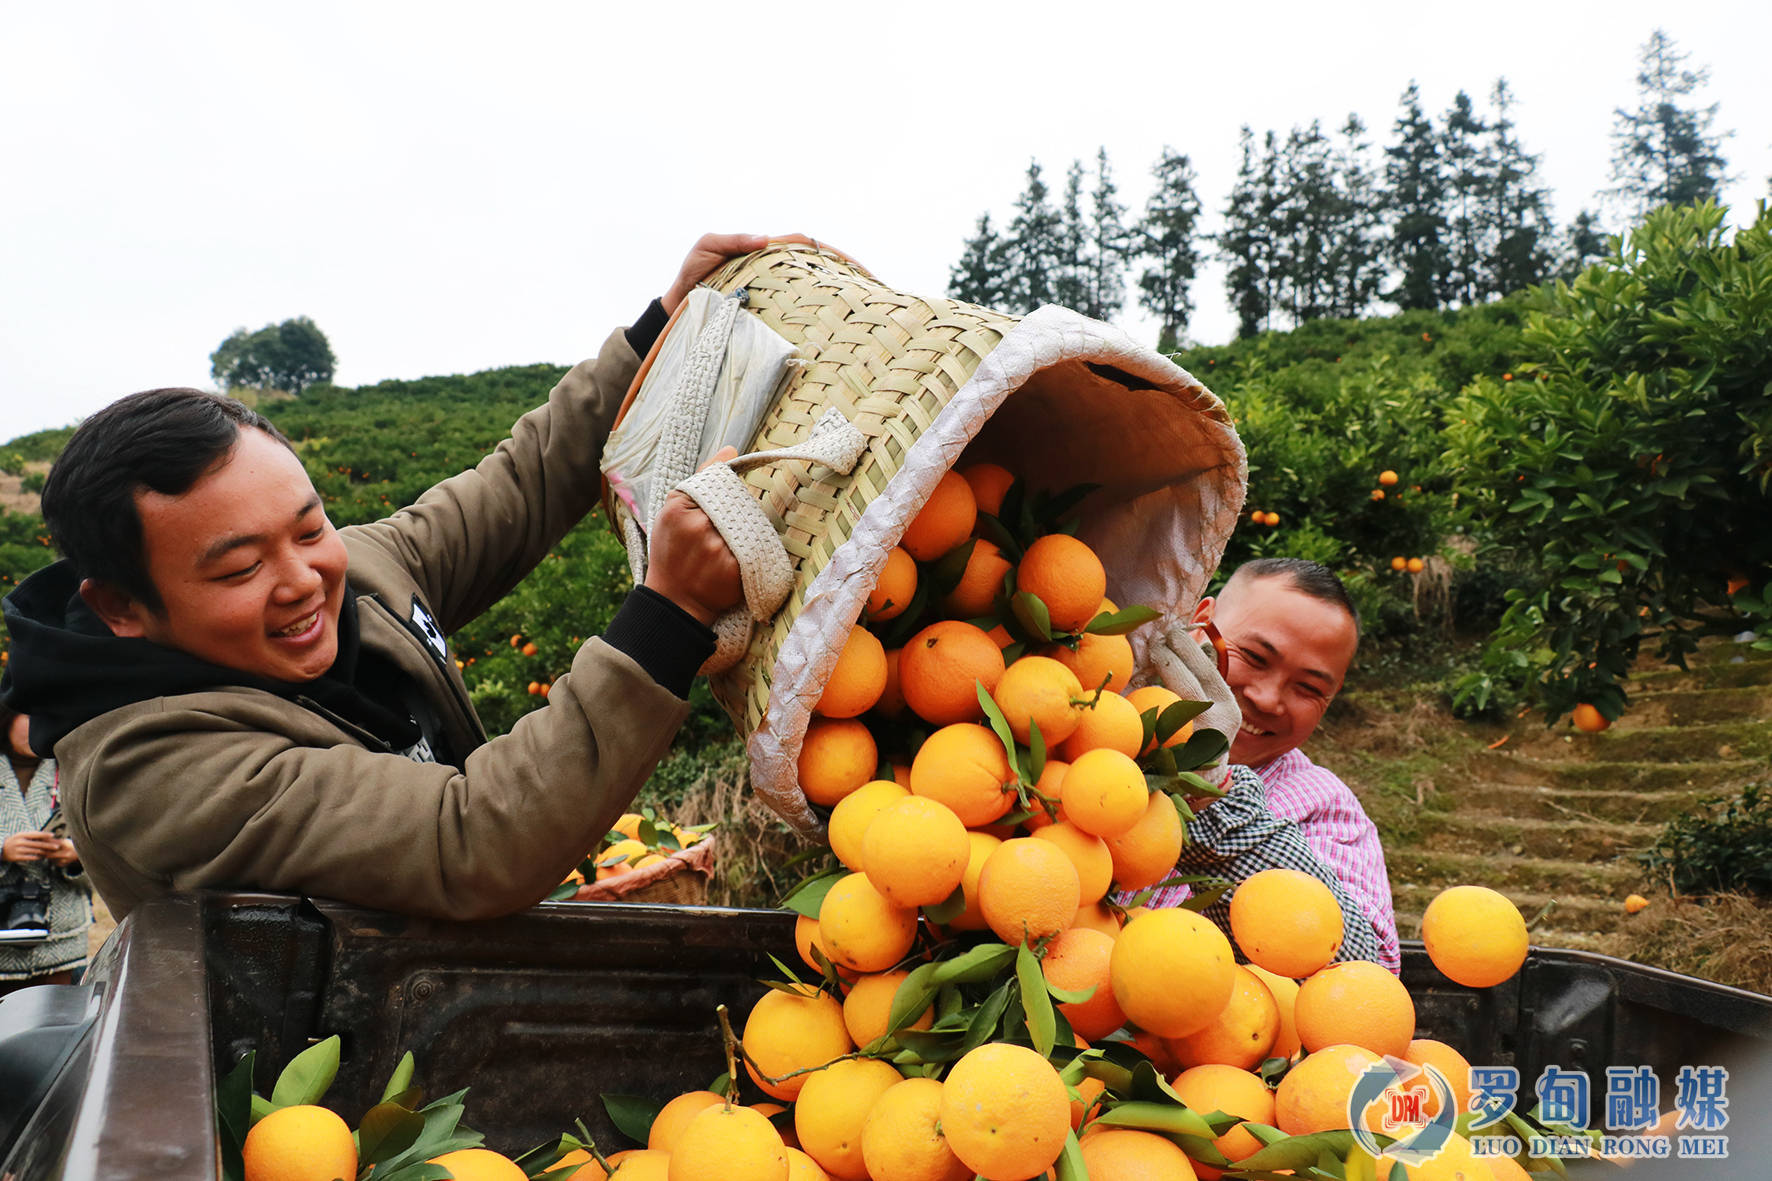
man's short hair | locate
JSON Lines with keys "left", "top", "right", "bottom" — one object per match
{"left": 40, "top": 388, "right": 292, "bottom": 612}
{"left": 1222, "top": 557, "right": 1362, "bottom": 642}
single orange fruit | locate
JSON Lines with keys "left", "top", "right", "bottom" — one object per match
{"left": 1263, "top": 511, "right": 1281, "bottom": 527}
{"left": 1060, "top": 747, "right": 1149, "bottom": 839}
{"left": 1167, "top": 964, "right": 1280, "bottom": 1071}
{"left": 1171, "top": 1063, "right": 1276, "bottom": 1179}
{"left": 948, "top": 829, "right": 1003, "bottom": 932}
{"left": 827, "top": 779, "right": 910, "bottom": 872}
{"left": 1406, "top": 557, "right": 1425, "bottom": 574}
{"left": 1572, "top": 703, "right": 1610, "bottom": 733}
{"left": 792, "top": 913, "right": 855, "bottom": 982}
{"left": 1420, "top": 884, "right": 1529, "bottom": 988}
{"left": 1041, "top": 926, "right": 1126, "bottom": 1040}
{"left": 901, "top": 470, "right": 977, "bottom": 562}
{"left": 798, "top": 718, "right": 878, "bottom": 807}
{"left": 742, "top": 985, "right": 854, "bottom": 1101}
{"left": 1246, "top": 964, "right": 1302, "bottom": 1060}
{"left": 1077, "top": 1128, "right": 1197, "bottom": 1180}
{"left": 1110, "top": 908, "right": 1236, "bottom": 1037}
{"left": 242, "top": 1104, "right": 358, "bottom": 1181}
{"left": 1403, "top": 1037, "right": 1474, "bottom": 1121}
{"left": 1022, "top": 757, "right": 1070, "bottom": 831}
{"left": 1228, "top": 868, "right": 1345, "bottom": 979}
{"left": 958, "top": 462, "right": 1015, "bottom": 517}
{"left": 842, "top": 968, "right": 933, "bottom": 1046}
{"left": 1017, "top": 533, "right": 1108, "bottom": 633}
{"left": 793, "top": 1056, "right": 905, "bottom": 1181}
{"left": 815, "top": 626, "right": 887, "bottom": 719}
{"left": 521, "top": 641, "right": 538, "bottom": 656}
{"left": 866, "top": 546, "right": 919, "bottom": 623}
{"left": 426, "top": 1149, "right": 526, "bottom": 1181}
{"left": 1030, "top": 820, "right": 1114, "bottom": 905}
{"left": 1372, "top": 489, "right": 1386, "bottom": 501}
{"left": 1274, "top": 1043, "right": 1385, "bottom": 1135}
{"left": 1294, "top": 960, "right": 1416, "bottom": 1058}
{"left": 1057, "top": 689, "right": 1144, "bottom": 760}
{"left": 943, "top": 539, "right": 1013, "bottom": 618}
{"left": 1125, "top": 685, "right": 1193, "bottom": 754}
{"left": 1046, "top": 629, "right": 1136, "bottom": 695}
{"left": 670, "top": 1102, "right": 789, "bottom": 1181}
{"left": 874, "top": 647, "right": 906, "bottom": 719}
{"left": 783, "top": 1146, "right": 828, "bottom": 1181}
{"left": 938, "top": 1043, "right": 1072, "bottom": 1181}
{"left": 861, "top": 1076, "right": 973, "bottom": 1181}
{"left": 992, "top": 654, "right": 1086, "bottom": 746}
{"left": 1624, "top": 893, "right": 1650, "bottom": 914}
{"left": 818, "top": 872, "right": 919, "bottom": 973}
{"left": 863, "top": 795, "right": 970, "bottom": 908}
{"left": 1378, "top": 470, "right": 1399, "bottom": 486}
{"left": 899, "top": 620, "right": 1006, "bottom": 726}
{"left": 979, "top": 837, "right": 1081, "bottom": 947}
{"left": 1070, "top": 1075, "right": 1107, "bottom": 1130}
{"left": 1390, "top": 556, "right": 1407, "bottom": 572}
{"left": 909, "top": 723, "right": 1015, "bottom": 827}
{"left": 1071, "top": 899, "right": 1124, "bottom": 937}
{"left": 1106, "top": 790, "right": 1184, "bottom": 891}
{"left": 649, "top": 1090, "right": 727, "bottom": 1152}
{"left": 611, "top": 812, "right": 646, "bottom": 840}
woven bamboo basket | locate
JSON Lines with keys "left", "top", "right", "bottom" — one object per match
{"left": 569, "top": 838, "right": 715, "bottom": 905}
{"left": 614, "top": 238, "right": 1246, "bottom": 834}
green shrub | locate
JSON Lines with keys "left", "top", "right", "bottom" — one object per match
{"left": 1642, "top": 783, "right": 1772, "bottom": 898}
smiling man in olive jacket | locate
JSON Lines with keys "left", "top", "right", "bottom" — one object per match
{"left": 0, "top": 233, "right": 762, "bottom": 922}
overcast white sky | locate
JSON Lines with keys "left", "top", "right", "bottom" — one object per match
{"left": 2, "top": 2, "right": 1767, "bottom": 441}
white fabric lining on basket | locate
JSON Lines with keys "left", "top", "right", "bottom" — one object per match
{"left": 748, "top": 304, "right": 1247, "bottom": 834}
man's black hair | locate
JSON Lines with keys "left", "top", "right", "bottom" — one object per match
{"left": 1224, "top": 557, "right": 1363, "bottom": 641}
{"left": 40, "top": 388, "right": 293, "bottom": 613}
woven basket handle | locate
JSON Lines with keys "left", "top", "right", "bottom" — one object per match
{"left": 675, "top": 407, "right": 868, "bottom": 674}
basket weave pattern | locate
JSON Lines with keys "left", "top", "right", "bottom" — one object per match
{"left": 700, "top": 242, "right": 1017, "bottom": 733}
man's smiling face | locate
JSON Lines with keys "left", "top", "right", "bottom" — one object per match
{"left": 1200, "top": 573, "right": 1359, "bottom": 768}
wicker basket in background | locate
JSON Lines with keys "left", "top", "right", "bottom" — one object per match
{"left": 569, "top": 838, "right": 715, "bottom": 906}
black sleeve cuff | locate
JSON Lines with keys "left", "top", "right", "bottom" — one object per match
{"left": 623, "top": 298, "right": 670, "bottom": 359}
{"left": 602, "top": 585, "right": 716, "bottom": 699}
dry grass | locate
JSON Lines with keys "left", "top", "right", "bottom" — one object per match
{"left": 671, "top": 769, "right": 831, "bottom": 910}
{"left": 1604, "top": 892, "right": 1772, "bottom": 996}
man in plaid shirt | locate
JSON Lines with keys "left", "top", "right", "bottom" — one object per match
{"left": 1141, "top": 559, "right": 1401, "bottom": 973}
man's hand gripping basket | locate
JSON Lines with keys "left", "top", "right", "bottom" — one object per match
{"left": 604, "top": 238, "right": 1246, "bottom": 834}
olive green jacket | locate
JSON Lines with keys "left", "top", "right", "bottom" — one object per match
{"left": 55, "top": 329, "right": 690, "bottom": 921}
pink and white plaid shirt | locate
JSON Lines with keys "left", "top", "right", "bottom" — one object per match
{"left": 1256, "top": 748, "right": 1400, "bottom": 972}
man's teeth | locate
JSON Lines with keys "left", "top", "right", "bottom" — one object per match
{"left": 1240, "top": 723, "right": 1273, "bottom": 736}
{"left": 275, "top": 613, "right": 317, "bottom": 637}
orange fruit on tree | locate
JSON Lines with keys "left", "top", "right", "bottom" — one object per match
{"left": 1077, "top": 1128, "right": 1197, "bottom": 1180}
{"left": 1170, "top": 1063, "right": 1276, "bottom": 1180}
{"left": 1571, "top": 703, "right": 1610, "bottom": 733}
{"left": 1420, "top": 885, "right": 1529, "bottom": 988}
{"left": 669, "top": 1102, "right": 790, "bottom": 1181}
{"left": 521, "top": 641, "right": 539, "bottom": 656}
{"left": 611, "top": 812, "right": 646, "bottom": 840}
{"left": 793, "top": 1056, "right": 905, "bottom": 1181}
{"left": 1624, "top": 893, "right": 1650, "bottom": 914}
{"left": 1167, "top": 964, "right": 1280, "bottom": 1071}
{"left": 909, "top": 723, "right": 1015, "bottom": 826}
{"left": 899, "top": 620, "right": 1006, "bottom": 726}
{"left": 866, "top": 546, "right": 919, "bottom": 623}
{"left": 1106, "top": 790, "right": 1184, "bottom": 891}
{"left": 1407, "top": 557, "right": 1425, "bottom": 574}
{"left": 979, "top": 836, "right": 1081, "bottom": 947}
{"left": 793, "top": 913, "right": 855, "bottom": 981}
{"left": 1041, "top": 925, "right": 1127, "bottom": 1040}
{"left": 242, "top": 1104, "right": 358, "bottom": 1181}
{"left": 1390, "top": 556, "right": 1407, "bottom": 571}
{"left": 1046, "top": 628, "right": 1136, "bottom": 695}
{"left": 1057, "top": 689, "right": 1144, "bottom": 760}
{"left": 1246, "top": 965, "right": 1302, "bottom": 1060}
{"left": 949, "top": 829, "right": 1003, "bottom": 931}
{"left": 827, "top": 779, "right": 909, "bottom": 872}
{"left": 649, "top": 1090, "right": 728, "bottom": 1151}
{"left": 742, "top": 984, "right": 854, "bottom": 1101}
{"left": 958, "top": 461, "right": 1015, "bottom": 517}
{"left": 992, "top": 654, "right": 1086, "bottom": 746}
{"left": 1110, "top": 908, "right": 1236, "bottom": 1038}
{"left": 1263, "top": 511, "right": 1281, "bottom": 526}
{"left": 1016, "top": 533, "right": 1108, "bottom": 633}
{"left": 943, "top": 539, "right": 1013, "bottom": 618}
{"left": 1403, "top": 1038, "right": 1474, "bottom": 1121}
{"left": 1274, "top": 1043, "right": 1385, "bottom": 1135}
{"left": 861, "top": 1076, "right": 973, "bottom": 1181}
{"left": 863, "top": 795, "right": 970, "bottom": 908}
{"left": 938, "top": 1042, "right": 1072, "bottom": 1181}
{"left": 1030, "top": 820, "right": 1114, "bottom": 905}
{"left": 843, "top": 968, "right": 934, "bottom": 1046}
{"left": 815, "top": 626, "right": 887, "bottom": 719}
{"left": 1294, "top": 960, "right": 1416, "bottom": 1058}
{"left": 426, "top": 1149, "right": 527, "bottom": 1181}
{"left": 874, "top": 647, "right": 906, "bottom": 718}
{"left": 547, "top": 1148, "right": 607, "bottom": 1180}
{"left": 1059, "top": 747, "right": 1149, "bottom": 839}
{"left": 1069, "top": 1075, "right": 1107, "bottom": 1130}
{"left": 1125, "top": 685, "right": 1193, "bottom": 753}
{"left": 1379, "top": 470, "right": 1399, "bottom": 486}
{"left": 798, "top": 718, "right": 878, "bottom": 807}
{"left": 1228, "top": 868, "right": 1345, "bottom": 978}
{"left": 901, "top": 470, "right": 977, "bottom": 561}
{"left": 818, "top": 872, "right": 919, "bottom": 973}
{"left": 1372, "top": 488, "right": 1387, "bottom": 501}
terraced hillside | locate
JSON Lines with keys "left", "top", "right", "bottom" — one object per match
{"left": 1315, "top": 635, "right": 1772, "bottom": 977}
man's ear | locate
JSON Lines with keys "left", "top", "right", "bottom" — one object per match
{"left": 1191, "top": 596, "right": 1216, "bottom": 627}
{"left": 78, "top": 578, "right": 151, "bottom": 638}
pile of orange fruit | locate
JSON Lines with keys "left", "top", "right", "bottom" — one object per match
{"left": 559, "top": 810, "right": 713, "bottom": 891}
{"left": 526, "top": 463, "right": 1549, "bottom": 1180}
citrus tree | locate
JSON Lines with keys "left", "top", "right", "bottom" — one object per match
{"left": 1445, "top": 200, "right": 1772, "bottom": 721}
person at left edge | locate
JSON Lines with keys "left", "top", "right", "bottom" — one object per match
{"left": 0, "top": 233, "right": 765, "bottom": 924}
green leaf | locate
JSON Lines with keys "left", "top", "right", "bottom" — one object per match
{"left": 894, "top": 1027, "right": 972, "bottom": 1063}
{"left": 1027, "top": 719, "right": 1047, "bottom": 786}
{"left": 358, "top": 1101, "right": 427, "bottom": 1167}
{"left": 1170, "top": 727, "right": 1230, "bottom": 771}
{"left": 249, "top": 1093, "right": 275, "bottom": 1123}
{"left": 923, "top": 882, "right": 967, "bottom": 927}
{"left": 269, "top": 1035, "right": 341, "bottom": 1109}
{"left": 1154, "top": 699, "right": 1210, "bottom": 740}
{"left": 974, "top": 511, "right": 1022, "bottom": 562}
{"left": 1036, "top": 482, "right": 1102, "bottom": 528}
{"left": 1236, "top": 1129, "right": 1361, "bottom": 1171}
{"left": 547, "top": 881, "right": 580, "bottom": 901}
{"left": 931, "top": 942, "right": 1017, "bottom": 985}
{"left": 1016, "top": 943, "right": 1056, "bottom": 1056}
{"left": 929, "top": 539, "right": 977, "bottom": 597}
{"left": 1095, "top": 1098, "right": 1217, "bottom": 1139}
{"left": 601, "top": 1093, "right": 663, "bottom": 1146}
{"left": 779, "top": 866, "right": 846, "bottom": 919}
{"left": 1012, "top": 590, "right": 1055, "bottom": 642}
{"left": 1085, "top": 604, "right": 1161, "bottom": 635}
{"left": 888, "top": 962, "right": 944, "bottom": 1034}
{"left": 962, "top": 983, "right": 1014, "bottom": 1056}
{"left": 1054, "top": 1129, "right": 1088, "bottom": 1181}
{"left": 215, "top": 1051, "right": 255, "bottom": 1181}
{"left": 977, "top": 682, "right": 1024, "bottom": 783}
